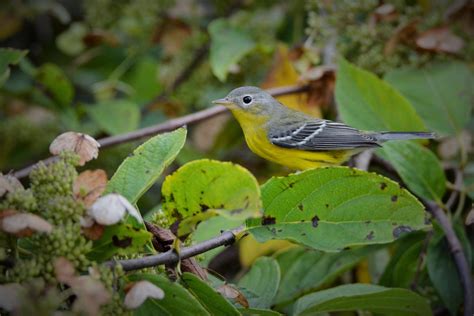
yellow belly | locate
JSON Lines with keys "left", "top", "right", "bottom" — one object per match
{"left": 232, "top": 110, "right": 350, "bottom": 170}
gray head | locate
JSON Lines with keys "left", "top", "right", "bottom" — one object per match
{"left": 212, "top": 86, "right": 278, "bottom": 115}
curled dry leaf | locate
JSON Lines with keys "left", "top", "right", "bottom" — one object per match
{"left": 217, "top": 284, "right": 249, "bottom": 308}
{"left": 371, "top": 3, "right": 398, "bottom": 24}
{"left": 261, "top": 45, "right": 322, "bottom": 118}
{"left": 82, "top": 222, "right": 105, "bottom": 240}
{"left": 0, "top": 283, "right": 24, "bottom": 312}
{"left": 124, "top": 280, "right": 165, "bottom": 309}
{"left": 49, "top": 131, "right": 100, "bottom": 166}
{"left": 88, "top": 193, "right": 142, "bottom": 226}
{"left": 438, "top": 131, "right": 472, "bottom": 160}
{"left": 384, "top": 19, "right": 419, "bottom": 56}
{"left": 0, "top": 174, "right": 23, "bottom": 197}
{"left": 300, "top": 66, "right": 336, "bottom": 111}
{"left": 73, "top": 169, "right": 108, "bottom": 207}
{"left": 416, "top": 26, "right": 464, "bottom": 54}
{"left": 0, "top": 211, "right": 53, "bottom": 236}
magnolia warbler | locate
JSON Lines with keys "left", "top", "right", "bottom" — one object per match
{"left": 212, "top": 86, "right": 435, "bottom": 170}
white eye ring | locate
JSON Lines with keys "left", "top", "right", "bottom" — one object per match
{"left": 242, "top": 95, "right": 252, "bottom": 104}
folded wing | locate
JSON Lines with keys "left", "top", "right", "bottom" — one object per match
{"left": 268, "top": 120, "right": 380, "bottom": 151}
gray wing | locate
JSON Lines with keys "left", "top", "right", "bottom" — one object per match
{"left": 268, "top": 120, "right": 381, "bottom": 151}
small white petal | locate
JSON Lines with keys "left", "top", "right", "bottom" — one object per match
{"left": 2, "top": 213, "right": 53, "bottom": 234}
{"left": 116, "top": 195, "right": 143, "bottom": 223}
{"left": 88, "top": 194, "right": 126, "bottom": 225}
{"left": 124, "top": 281, "right": 164, "bottom": 309}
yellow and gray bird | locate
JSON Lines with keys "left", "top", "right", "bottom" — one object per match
{"left": 213, "top": 86, "right": 435, "bottom": 170}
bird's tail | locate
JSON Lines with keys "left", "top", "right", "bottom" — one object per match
{"left": 374, "top": 131, "right": 436, "bottom": 142}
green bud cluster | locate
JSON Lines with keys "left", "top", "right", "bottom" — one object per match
{"left": 30, "top": 159, "right": 77, "bottom": 206}
{"left": 0, "top": 188, "right": 37, "bottom": 213}
{"left": 91, "top": 263, "right": 131, "bottom": 316}
{"left": 2, "top": 151, "right": 92, "bottom": 285}
{"left": 43, "top": 196, "right": 85, "bottom": 225}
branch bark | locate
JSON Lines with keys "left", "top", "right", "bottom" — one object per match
{"left": 10, "top": 84, "right": 309, "bottom": 179}
{"left": 105, "top": 230, "right": 238, "bottom": 271}
{"left": 426, "top": 200, "right": 473, "bottom": 316}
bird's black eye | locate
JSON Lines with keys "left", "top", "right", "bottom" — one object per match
{"left": 243, "top": 96, "right": 252, "bottom": 104}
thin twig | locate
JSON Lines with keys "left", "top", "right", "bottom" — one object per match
{"left": 10, "top": 84, "right": 309, "bottom": 179}
{"left": 104, "top": 230, "right": 238, "bottom": 271}
{"left": 425, "top": 200, "right": 473, "bottom": 316}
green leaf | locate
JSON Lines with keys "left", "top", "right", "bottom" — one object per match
{"left": 162, "top": 159, "right": 261, "bottom": 236}
{"left": 209, "top": 19, "right": 256, "bottom": 81}
{"left": 293, "top": 284, "right": 431, "bottom": 316}
{"left": 129, "top": 274, "right": 209, "bottom": 316}
{"left": 335, "top": 58, "right": 444, "bottom": 201}
{"left": 87, "top": 223, "right": 152, "bottom": 262}
{"left": 238, "top": 257, "right": 280, "bottom": 309}
{"left": 335, "top": 57, "right": 426, "bottom": 132}
{"left": 385, "top": 62, "right": 474, "bottom": 136}
{"left": 0, "top": 48, "right": 28, "bottom": 87}
{"left": 87, "top": 99, "right": 140, "bottom": 135}
{"left": 427, "top": 224, "right": 472, "bottom": 315}
{"left": 124, "top": 57, "right": 162, "bottom": 103}
{"left": 106, "top": 128, "right": 187, "bottom": 204}
{"left": 181, "top": 273, "right": 240, "bottom": 316}
{"left": 379, "top": 231, "right": 426, "bottom": 288}
{"left": 247, "top": 167, "right": 428, "bottom": 252}
{"left": 192, "top": 216, "right": 243, "bottom": 264}
{"left": 274, "top": 245, "right": 381, "bottom": 305}
{"left": 36, "top": 63, "right": 74, "bottom": 107}
{"left": 379, "top": 141, "right": 446, "bottom": 201}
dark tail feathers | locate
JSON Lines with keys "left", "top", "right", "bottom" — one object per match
{"left": 375, "top": 131, "right": 436, "bottom": 142}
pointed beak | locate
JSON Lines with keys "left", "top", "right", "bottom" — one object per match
{"left": 212, "top": 98, "right": 233, "bottom": 106}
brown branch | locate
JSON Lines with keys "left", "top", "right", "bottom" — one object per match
{"left": 10, "top": 84, "right": 308, "bottom": 179}
{"left": 104, "top": 230, "right": 238, "bottom": 271}
{"left": 425, "top": 200, "right": 473, "bottom": 316}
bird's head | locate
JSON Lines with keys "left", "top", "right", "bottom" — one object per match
{"left": 212, "top": 86, "right": 276, "bottom": 115}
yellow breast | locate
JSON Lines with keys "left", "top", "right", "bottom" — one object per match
{"left": 230, "top": 109, "right": 350, "bottom": 170}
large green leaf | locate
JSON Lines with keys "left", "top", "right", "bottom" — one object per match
{"left": 87, "top": 223, "right": 152, "bottom": 262}
{"left": 181, "top": 273, "right": 240, "bottom": 316}
{"left": 292, "top": 284, "right": 431, "bottom": 316}
{"left": 129, "top": 274, "right": 209, "bottom": 316}
{"left": 336, "top": 58, "right": 444, "bottom": 201}
{"left": 335, "top": 57, "right": 426, "bottom": 132}
{"left": 379, "top": 142, "right": 446, "bottom": 201}
{"left": 427, "top": 224, "right": 473, "bottom": 315}
{"left": 274, "top": 245, "right": 381, "bottom": 305}
{"left": 35, "top": 63, "right": 74, "bottom": 107}
{"left": 162, "top": 159, "right": 261, "bottom": 236}
{"left": 379, "top": 231, "right": 426, "bottom": 288}
{"left": 238, "top": 257, "right": 280, "bottom": 309}
{"left": 87, "top": 99, "right": 140, "bottom": 135}
{"left": 209, "top": 19, "right": 256, "bottom": 81}
{"left": 0, "top": 48, "right": 28, "bottom": 86}
{"left": 247, "top": 167, "right": 428, "bottom": 252}
{"left": 385, "top": 62, "right": 473, "bottom": 136}
{"left": 106, "top": 128, "right": 187, "bottom": 204}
